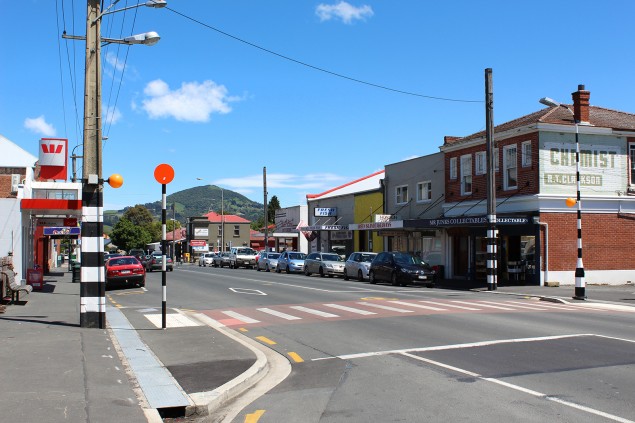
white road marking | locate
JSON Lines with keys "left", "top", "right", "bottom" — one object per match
{"left": 401, "top": 352, "right": 635, "bottom": 423}
{"left": 222, "top": 310, "right": 260, "bottom": 324}
{"left": 388, "top": 300, "right": 446, "bottom": 311}
{"left": 357, "top": 302, "right": 414, "bottom": 313}
{"left": 420, "top": 300, "right": 480, "bottom": 311}
{"left": 144, "top": 313, "right": 201, "bottom": 328}
{"left": 452, "top": 300, "right": 515, "bottom": 310}
{"left": 503, "top": 300, "right": 552, "bottom": 310}
{"left": 289, "top": 306, "right": 339, "bottom": 318}
{"left": 324, "top": 303, "right": 377, "bottom": 315}
{"left": 257, "top": 308, "right": 302, "bottom": 320}
{"left": 229, "top": 288, "right": 267, "bottom": 295}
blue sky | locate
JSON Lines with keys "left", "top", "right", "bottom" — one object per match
{"left": 2, "top": 1, "right": 635, "bottom": 211}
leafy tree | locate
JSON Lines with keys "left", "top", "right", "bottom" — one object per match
{"left": 124, "top": 205, "right": 154, "bottom": 227}
{"left": 268, "top": 195, "right": 281, "bottom": 226}
{"left": 110, "top": 217, "right": 152, "bottom": 252}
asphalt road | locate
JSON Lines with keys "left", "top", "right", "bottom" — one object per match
{"left": 114, "top": 264, "right": 635, "bottom": 423}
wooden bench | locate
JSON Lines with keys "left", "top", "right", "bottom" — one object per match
{"left": 1, "top": 270, "right": 32, "bottom": 304}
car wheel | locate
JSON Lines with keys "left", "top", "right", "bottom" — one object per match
{"left": 286, "top": 265, "right": 291, "bottom": 274}
{"left": 304, "top": 267, "right": 311, "bottom": 276}
{"left": 199, "top": 263, "right": 201, "bottom": 267}
{"left": 427, "top": 283, "right": 435, "bottom": 288}
{"left": 369, "top": 271, "right": 377, "bottom": 284}
{"left": 358, "top": 270, "right": 364, "bottom": 282}
{"left": 169, "top": 267, "right": 173, "bottom": 272}
{"left": 256, "top": 265, "right": 261, "bottom": 271}
{"left": 391, "top": 272, "right": 399, "bottom": 286}
{"left": 343, "top": 270, "right": 349, "bottom": 281}
{"left": 276, "top": 265, "right": 281, "bottom": 273}
{"left": 319, "top": 267, "right": 325, "bottom": 278}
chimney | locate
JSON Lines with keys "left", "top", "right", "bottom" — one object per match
{"left": 571, "top": 84, "right": 590, "bottom": 124}
{"left": 444, "top": 136, "right": 461, "bottom": 145}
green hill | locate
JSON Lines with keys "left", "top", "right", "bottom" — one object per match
{"left": 104, "top": 185, "right": 264, "bottom": 228}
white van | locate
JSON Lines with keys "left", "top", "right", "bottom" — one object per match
{"left": 228, "top": 247, "right": 258, "bottom": 269}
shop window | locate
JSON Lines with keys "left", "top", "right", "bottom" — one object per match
{"left": 396, "top": 185, "right": 408, "bottom": 205}
{"left": 630, "top": 143, "right": 635, "bottom": 186}
{"left": 218, "top": 225, "right": 223, "bottom": 236}
{"left": 416, "top": 181, "right": 432, "bottom": 202}
{"left": 460, "top": 154, "right": 472, "bottom": 196}
{"left": 503, "top": 144, "right": 517, "bottom": 190}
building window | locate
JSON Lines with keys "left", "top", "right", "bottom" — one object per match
{"left": 630, "top": 143, "right": 635, "bottom": 186}
{"left": 218, "top": 225, "right": 223, "bottom": 236}
{"left": 494, "top": 147, "right": 499, "bottom": 172}
{"left": 522, "top": 140, "right": 532, "bottom": 167}
{"left": 233, "top": 225, "right": 240, "bottom": 236}
{"left": 449, "top": 157, "right": 457, "bottom": 180}
{"left": 503, "top": 144, "right": 518, "bottom": 190}
{"left": 416, "top": 181, "right": 432, "bottom": 202}
{"left": 460, "top": 154, "right": 472, "bottom": 196}
{"left": 396, "top": 185, "right": 408, "bottom": 204}
{"left": 475, "top": 151, "right": 486, "bottom": 175}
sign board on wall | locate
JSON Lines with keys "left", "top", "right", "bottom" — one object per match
{"left": 314, "top": 207, "right": 337, "bottom": 217}
{"left": 331, "top": 231, "right": 352, "bottom": 240}
{"left": 540, "top": 135, "right": 626, "bottom": 195}
{"left": 194, "top": 228, "right": 209, "bottom": 237}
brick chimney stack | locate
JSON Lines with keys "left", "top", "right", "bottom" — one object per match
{"left": 572, "top": 84, "right": 590, "bottom": 124}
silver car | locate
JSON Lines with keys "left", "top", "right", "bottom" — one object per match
{"left": 304, "top": 252, "right": 345, "bottom": 278}
{"left": 344, "top": 252, "right": 378, "bottom": 281}
{"left": 256, "top": 252, "right": 280, "bottom": 272}
{"left": 276, "top": 251, "right": 307, "bottom": 274}
{"left": 198, "top": 252, "right": 217, "bottom": 267}
{"left": 212, "top": 252, "right": 231, "bottom": 268}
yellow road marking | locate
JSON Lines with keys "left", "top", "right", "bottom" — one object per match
{"left": 244, "top": 409, "right": 265, "bottom": 423}
{"left": 238, "top": 328, "right": 248, "bottom": 332}
{"left": 288, "top": 352, "right": 304, "bottom": 363}
{"left": 255, "top": 336, "right": 276, "bottom": 345}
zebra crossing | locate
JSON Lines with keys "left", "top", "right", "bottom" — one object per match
{"left": 199, "top": 298, "right": 627, "bottom": 328}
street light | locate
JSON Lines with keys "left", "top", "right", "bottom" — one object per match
{"left": 539, "top": 96, "right": 586, "bottom": 299}
{"left": 197, "top": 178, "right": 224, "bottom": 252}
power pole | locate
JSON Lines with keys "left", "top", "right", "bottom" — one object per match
{"left": 263, "top": 167, "right": 268, "bottom": 252}
{"left": 80, "top": 0, "right": 106, "bottom": 327}
{"left": 485, "top": 68, "right": 497, "bottom": 291}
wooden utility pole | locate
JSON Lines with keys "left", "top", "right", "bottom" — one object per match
{"left": 485, "top": 68, "right": 497, "bottom": 291}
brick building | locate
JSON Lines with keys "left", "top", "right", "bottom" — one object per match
{"left": 439, "top": 85, "right": 635, "bottom": 285}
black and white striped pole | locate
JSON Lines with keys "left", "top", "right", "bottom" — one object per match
{"left": 154, "top": 164, "right": 175, "bottom": 329}
{"left": 539, "top": 96, "right": 586, "bottom": 300}
{"left": 485, "top": 68, "right": 497, "bottom": 291}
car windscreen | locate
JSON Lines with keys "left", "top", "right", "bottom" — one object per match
{"left": 289, "top": 253, "right": 306, "bottom": 260}
{"left": 110, "top": 258, "right": 138, "bottom": 266}
{"left": 394, "top": 253, "right": 428, "bottom": 266}
{"left": 361, "top": 254, "right": 376, "bottom": 262}
{"left": 267, "top": 253, "right": 280, "bottom": 259}
{"left": 322, "top": 254, "right": 341, "bottom": 262}
{"left": 237, "top": 248, "right": 256, "bottom": 255}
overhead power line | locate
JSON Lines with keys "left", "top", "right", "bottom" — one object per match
{"left": 166, "top": 7, "right": 482, "bottom": 104}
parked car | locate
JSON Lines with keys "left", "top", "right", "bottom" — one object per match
{"left": 212, "top": 252, "right": 231, "bottom": 268}
{"left": 344, "top": 252, "right": 378, "bottom": 281}
{"left": 104, "top": 252, "right": 123, "bottom": 263}
{"left": 105, "top": 255, "right": 145, "bottom": 288}
{"left": 145, "top": 252, "right": 174, "bottom": 272}
{"left": 276, "top": 251, "right": 307, "bottom": 274}
{"left": 369, "top": 251, "right": 436, "bottom": 287}
{"left": 229, "top": 247, "right": 258, "bottom": 269}
{"left": 256, "top": 252, "right": 280, "bottom": 272}
{"left": 304, "top": 252, "right": 345, "bottom": 277}
{"left": 198, "top": 252, "right": 217, "bottom": 267}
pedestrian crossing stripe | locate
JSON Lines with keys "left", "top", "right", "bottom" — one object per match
{"left": 145, "top": 313, "right": 201, "bottom": 328}
{"left": 198, "top": 299, "right": 633, "bottom": 328}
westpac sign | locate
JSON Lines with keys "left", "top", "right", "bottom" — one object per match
{"left": 38, "top": 138, "right": 68, "bottom": 180}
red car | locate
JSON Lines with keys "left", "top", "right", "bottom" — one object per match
{"left": 105, "top": 255, "right": 146, "bottom": 288}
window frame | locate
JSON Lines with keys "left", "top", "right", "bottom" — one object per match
{"left": 233, "top": 225, "right": 240, "bottom": 237}
{"left": 522, "top": 140, "right": 532, "bottom": 168}
{"left": 503, "top": 144, "right": 518, "bottom": 190}
{"left": 416, "top": 180, "right": 432, "bottom": 203}
{"left": 395, "top": 184, "right": 409, "bottom": 205}
{"left": 449, "top": 157, "right": 457, "bottom": 180}
{"left": 630, "top": 142, "right": 635, "bottom": 186}
{"left": 494, "top": 147, "right": 499, "bottom": 172}
{"left": 460, "top": 154, "right": 472, "bottom": 196}
{"left": 475, "top": 151, "right": 486, "bottom": 175}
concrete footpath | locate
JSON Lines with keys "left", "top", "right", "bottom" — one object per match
{"left": 2, "top": 267, "right": 634, "bottom": 422}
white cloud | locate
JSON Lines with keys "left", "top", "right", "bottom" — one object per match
{"left": 105, "top": 51, "right": 126, "bottom": 72}
{"left": 104, "top": 105, "right": 122, "bottom": 125}
{"left": 24, "top": 115, "right": 56, "bottom": 136}
{"left": 141, "top": 79, "right": 238, "bottom": 122}
{"left": 214, "top": 173, "right": 346, "bottom": 191}
{"left": 316, "top": 1, "right": 374, "bottom": 24}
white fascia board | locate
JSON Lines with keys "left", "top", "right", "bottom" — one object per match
{"left": 535, "top": 122, "right": 614, "bottom": 135}
{"left": 440, "top": 124, "right": 539, "bottom": 153}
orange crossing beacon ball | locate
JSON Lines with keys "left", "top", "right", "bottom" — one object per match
{"left": 108, "top": 174, "right": 124, "bottom": 188}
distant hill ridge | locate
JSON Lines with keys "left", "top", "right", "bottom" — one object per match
{"left": 104, "top": 185, "right": 264, "bottom": 227}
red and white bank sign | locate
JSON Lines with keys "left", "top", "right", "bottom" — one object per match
{"left": 39, "top": 138, "right": 68, "bottom": 180}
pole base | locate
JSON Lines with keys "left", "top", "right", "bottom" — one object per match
{"left": 487, "top": 283, "right": 497, "bottom": 291}
{"left": 572, "top": 286, "right": 586, "bottom": 300}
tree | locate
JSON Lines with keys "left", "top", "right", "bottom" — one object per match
{"left": 110, "top": 217, "right": 152, "bottom": 252}
{"left": 267, "top": 196, "right": 281, "bottom": 225}
{"left": 124, "top": 205, "right": 154, "bottom": 227}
